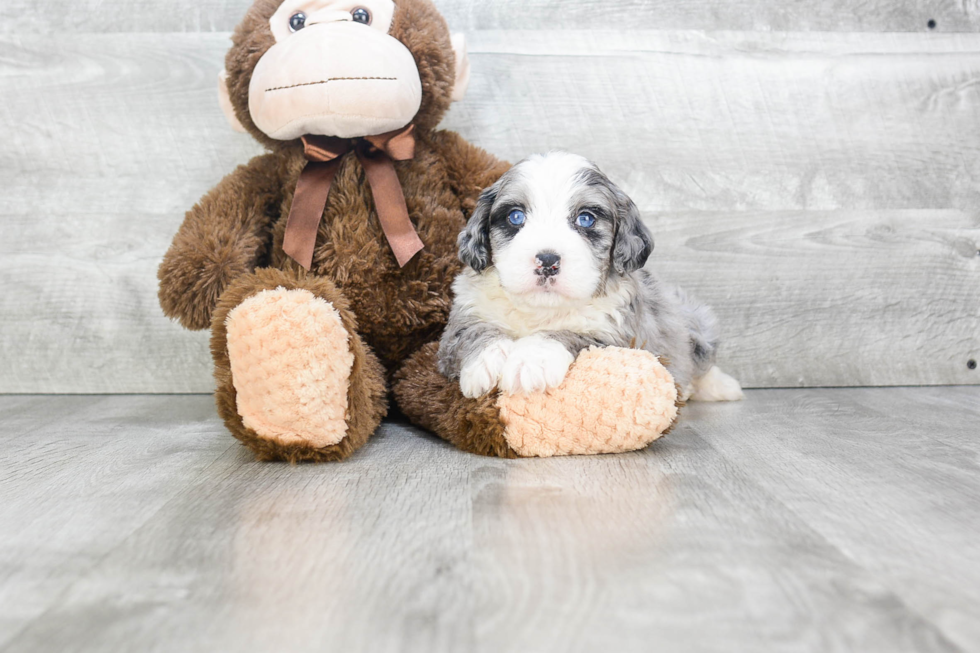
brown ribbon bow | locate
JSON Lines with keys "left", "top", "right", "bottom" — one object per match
{"left": 282, "top": 125, "right": 424, "bottom": 270}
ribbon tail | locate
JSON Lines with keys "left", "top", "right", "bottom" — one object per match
{"left": 357, "top": 151, "right": 425, "bottom": 268}
{"left": 282, "top": 159, "right": 340, "bottom": 270}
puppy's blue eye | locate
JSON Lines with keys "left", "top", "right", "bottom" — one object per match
{"left": 351, "top": 7, "right": 371, "bottom": 24}
{"left": 508, "top": 209, "right": 526, "bottom": 226}
{"left": 289, "top": 12, "right": 306, "bottom": 31}
{"left": 576, "top": 212, "right": 596, "bottom": 228}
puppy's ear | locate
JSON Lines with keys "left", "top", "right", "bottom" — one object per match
{"left": 612, "top": 191, "right": 654, "bottom": 274}
{"left": 458, "top": 186, "right": 496, "bottom": 272}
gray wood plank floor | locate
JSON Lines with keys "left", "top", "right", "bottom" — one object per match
{"left": 1, "top": 390, "right": 978, "bottom": 652}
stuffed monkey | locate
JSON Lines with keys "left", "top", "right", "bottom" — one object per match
{"left": 158, "top": 0, "right": 678, "bottom": 461}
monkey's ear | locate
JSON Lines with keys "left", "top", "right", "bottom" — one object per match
{"left": 217, "top": 69, "right": 247, "bottom": 133}
{"left": 450, "top": 33, "right": 471, "bottom": 102}
{"left": 458, "top": 185, "right": 496, "bottom": 271}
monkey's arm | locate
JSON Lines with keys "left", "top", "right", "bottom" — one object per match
{"left": 158, "top": 153, "right": 285, "bottom": 330}
{"left": 429, "top": 130, "right": 511, "bottom": 219}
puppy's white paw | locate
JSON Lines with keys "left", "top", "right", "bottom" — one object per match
{"left": 690, "top": 366, "right": 744, "bottom": 402}
{"left": 498, "top": 335, "right": 574, "bottom": 395}
{"left": 679, "top": 384, "right": 694, "bottom": 403}
{"left": 459, "top": 339, "right": 515, "bottom": 398}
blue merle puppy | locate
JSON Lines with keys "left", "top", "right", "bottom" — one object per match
{"left": 438, "top": 152, "right": 743, "bottom": 402}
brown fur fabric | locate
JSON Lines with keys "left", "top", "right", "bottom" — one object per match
{"left": 158, "top": 0, "right": 510, "bottom": 461}
{"left": 223, "top": 0, "right": 281, "bottom": 150}
{"left": 211, "top": 268, "right": 388, "bottom": 462}
{"left": 158, "top": 153, "right": 285, "bottom": 330}
{"left": 388, "top": 0, "right": 457, "bottom": 135}
{"left": 393, "top": 343, "right": 518, "bottom": 458}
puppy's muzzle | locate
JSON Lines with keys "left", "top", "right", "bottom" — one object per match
{"left": 535, "top": 251, "right": 561, "bottom": 278}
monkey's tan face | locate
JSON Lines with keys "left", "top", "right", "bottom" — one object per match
{"left": 248, "top": 0, "right": 423, "bottom": 140}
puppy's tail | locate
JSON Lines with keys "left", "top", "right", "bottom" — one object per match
{"left": 672, "top": 286, "right": 720, "bottom": 377}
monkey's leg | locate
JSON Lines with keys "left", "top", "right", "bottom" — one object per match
{"left": 211, "top": 269, "right": 387, "bottom": 462}
{"left": 393, "top": 343, "right": 680, "bottom": 458}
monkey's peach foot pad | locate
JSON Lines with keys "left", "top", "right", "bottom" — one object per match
{"left": 496, "top": 347, "right": 678, "bottom": 457}
{"left": 225, "top": 288, "right": 354, "bottom": 448}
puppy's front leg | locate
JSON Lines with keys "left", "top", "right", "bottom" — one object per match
{"left": 498, "top": 332, "right": 601, "bottom": 395}
{"left": 438, "top": 318, "right": 514, "bottom": 399}
{"left": 459, "top": 339, "right": 516, "bottom": 398}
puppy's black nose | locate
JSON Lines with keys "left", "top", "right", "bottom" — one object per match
{"left": 535, "top": 252, "right": 561, "bottom": 277}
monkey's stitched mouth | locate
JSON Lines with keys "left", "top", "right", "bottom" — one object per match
{"left": 265, "top": 76, "right": 397, "bottom": 92}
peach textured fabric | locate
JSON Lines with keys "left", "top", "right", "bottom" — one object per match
{"left": 496, "top": 347, "right": 678, "bottom": 457}
{"left": 226, "top": 288, "right": 354, "bottom": 448}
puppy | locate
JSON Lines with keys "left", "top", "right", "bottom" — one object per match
{"left": 438, "top": 152, "right": 743, "bottom": 403}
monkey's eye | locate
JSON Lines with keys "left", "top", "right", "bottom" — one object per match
{"left": 575, "top": 212, "right": 596, "bottom": 228}
{"left": 508, "top": 209, "right": 526, "bottom": 226}
{"left": 288, "top": 12, "right": 307, "bottom": 31}
{"left": 351, "top": 7, "right": 371, "bottom": 24}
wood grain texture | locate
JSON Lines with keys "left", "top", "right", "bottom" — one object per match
{"left": 0, "top": 395, "right": 232, "bottom": 649}
{"left": 1, "top": 0, "right": 978, "bottom": 33}
{"left": 447, "top": 31, "right": 980, "bottom": 212}
{"left": 1, "top": 390, "right": 978, "bottom": 652}
{"left": 1, "top": 30, "right": 979, "bottom": 391}
{"left": 687, "top": 389, "right": 980, "bottom": 651}
{"left": 650, "top": 210, "right": 980, "bottom": 387}
{"left": 0, "top": 34, "right": 260, "bottom": 394}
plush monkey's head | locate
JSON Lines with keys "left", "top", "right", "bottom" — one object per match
{"left": 219, "top": 0, "right": 469, "bottom": 147}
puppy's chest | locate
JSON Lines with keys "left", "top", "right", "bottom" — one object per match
{"left": 472, "top": 292, "right": 634, "bottom": 343}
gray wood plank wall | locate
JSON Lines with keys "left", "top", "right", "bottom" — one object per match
{"left": 1, "top": 2, "right": 978, "bottom": 393}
